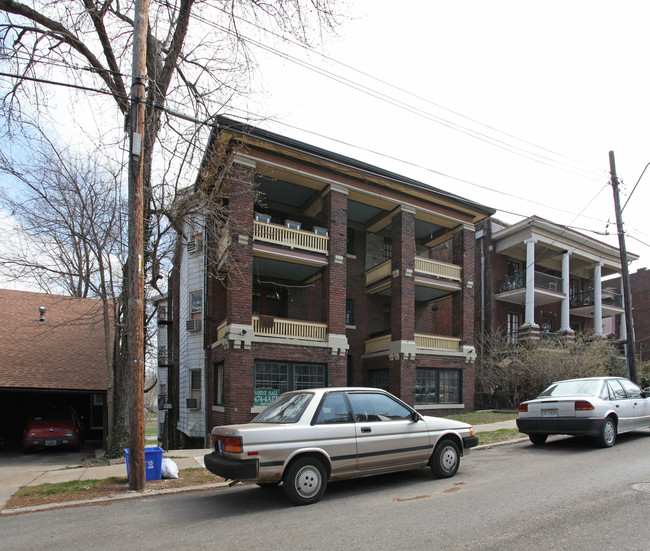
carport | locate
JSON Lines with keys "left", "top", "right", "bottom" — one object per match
{"left": 0, "top": 289, "right": 112, "bottom": 449}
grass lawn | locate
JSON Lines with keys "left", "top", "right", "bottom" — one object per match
{"left": 445, "top": 411, "right": 518, "bottom": 425}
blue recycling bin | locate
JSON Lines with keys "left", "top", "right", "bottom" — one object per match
{"left": 125, "top": 446, "right": 163, "bottom": 481}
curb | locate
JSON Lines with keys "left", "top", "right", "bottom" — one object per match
{"left": 2, "top": 437, "right": 529, "bottom": 515}
{"left": 1, "top": 481, "right": 232, "bottom": 516}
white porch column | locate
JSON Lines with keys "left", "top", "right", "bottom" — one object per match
{"left": 619, "top": 292, "right": 627, "bottom": 341}
{"left": 593, "top": 262, "right": 603, "bottom": 337}
{"left": 560, "top": 251, "right": 573, "bottom": 334}
{"left": 523, "top": 238, "right": 538, "bottom": 327}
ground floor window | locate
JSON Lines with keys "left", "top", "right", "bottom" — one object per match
{"left": 254, "top": 361, "right": 326, "bottom": 393}
{"left": 415, "top": 368, "right": 461, "bottom": 404}
{"left": 368, "top": 368, "right": 389, "bottom": 391}
{"left": 214, "top": 363, "right": 224, "bottom": 405}
{"left": 507, "top": 312, "right": 520, "bottom": 344}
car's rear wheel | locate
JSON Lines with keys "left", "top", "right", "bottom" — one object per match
{"left": 283, "top": 457, "right": 327, "bottom": 505}
{"left": 598, "top": 416, "right": 617, "bottom": 448}
{"left": 430, "top": 439, "right": 460, "bottom": 478}
{"left": 529, "top": 434, "right": 548, "bottom": 445}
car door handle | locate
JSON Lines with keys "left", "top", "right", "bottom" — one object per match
{"left": 361, "top": 427, "right": 371, "bottom": 433}
{"left": 616, "top": 404, "right": 620, "bottom": 408}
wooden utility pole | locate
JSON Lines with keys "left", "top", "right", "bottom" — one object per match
{"left": 127, "top": 0, "right": 149, "bottom": 491}
{"left": 609, "top": 151, "right": 638, "bottom": 384}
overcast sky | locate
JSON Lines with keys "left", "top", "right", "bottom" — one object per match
{"left": 2, "top": 1, "right": 649, "bottom": 292}
{"left": 231, "top": 0, "right": 650, "bottom": 273}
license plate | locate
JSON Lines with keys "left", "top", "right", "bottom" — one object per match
{"left": 45, "top": 440, "right": 57, "bottom": 446}
{"left": 542, "top": 409, "right": 558, "bottom": 418}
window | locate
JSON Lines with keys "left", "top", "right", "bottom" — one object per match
{"left": 346, "top": 299, "right": 355, "bottom": 326}
{"left": 619, "top": 378, "right": 642, "bottom": 399}
{"left": 314, "top": 392, "right": 353, "bottom": 424}
{"left": 254, "top": 361, "right": 326, "bottom": 394}
{"left": 253, "top": 287, "right": 286, "bottom": 317}
{"left": 608, "top": 380, "right": 627, "bottom": 400}
{"left": 383, "top": 237, "right": 392, "bottom": 261}
{"left": 214, "top": 363, "right": 224, "bottom": 405}
{"left": 348, "top": 392, "right": 412, "bottom": 421}
{"left": 189, "top": 369, "right": 202, "bottom": 407}
{"left": 369, "top": 369, "right": 389, "bottom": 391}
{"left": 507, "top": 312, "right": 520, "bottom": 344}
{"left": 347, "top": 227, "right": 355, "bottom": 255}
{"left": 415, "top": 368, "right": 461, "bottom": 405}
{"left": 190, "top": 291, "right": 202, "bottom": 315}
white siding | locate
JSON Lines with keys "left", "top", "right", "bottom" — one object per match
{"left": 177, "top": 216, "right": 206, "bottom": 439}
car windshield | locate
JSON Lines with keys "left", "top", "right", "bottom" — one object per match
{"left": 253, "top": 392, "right": 313, "bottom": 423}
{"left": 538, "top": 379, "right": 604, "bottom": 398}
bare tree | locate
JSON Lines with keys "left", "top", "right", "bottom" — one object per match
{"left": 0, "top": 122, "right": 124, "bottom": 447}
{"left": 0, "top": 0, "right": 341, "bottom": 457}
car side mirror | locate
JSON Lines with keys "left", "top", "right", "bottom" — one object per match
{"left": 411, "top": 411, "right": 421, "bottom": 422}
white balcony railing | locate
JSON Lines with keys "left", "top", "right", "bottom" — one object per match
{"left": 366, "top": 257, "right": 462, "bottom": 286}
{"left": 252, "top": 316, "right": 327, "bottom": 341}
{"left": 414, "top": 333, "right": 461, "bottom": 352}
{"left": 253, "top": 221, "right": 328, "bottom": 255}
{"left": 414, "top": 257, "right": 462, "bottom": 281}
{"left": 364, "top": 333, "right": 461, "bottom": 354}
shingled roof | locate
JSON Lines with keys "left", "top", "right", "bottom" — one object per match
{"left": 0, "top": 289, "right": 112, "bottom": 391}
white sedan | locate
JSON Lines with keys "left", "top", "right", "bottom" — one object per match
{"left": 517, "top": 376, "right": 650, "bottom": 447}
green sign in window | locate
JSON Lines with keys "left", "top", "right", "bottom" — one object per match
{"left": 254, "top": 387, "right": 280, "bottom": 407}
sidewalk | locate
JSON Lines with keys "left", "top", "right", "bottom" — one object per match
{"left": 1, "top": 419, "right": 521, "bottom": 514}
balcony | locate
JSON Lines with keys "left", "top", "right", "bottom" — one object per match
{"left": 496, "top": 271, "right": 563, "bottom": 306}
{"left": 364, "top": 333, "right": 461, "bottom": 354}
{"left": 570, "top": 289, "right": 624, "bottom": 318}
{"left": 253, "top": 220, "right": 328, "bottom": 255}
{"left": 252, "top": 316, "right": 327, "bottom": 341}
{"left": 365, "top": 257, "right": 462, "bottom": 301}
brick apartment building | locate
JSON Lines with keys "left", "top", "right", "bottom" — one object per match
{"left": 600, "top": 266, "right": 650, "bottom": 362}
{"left": 158, "top": 117, "right": 495, "bottom": 447}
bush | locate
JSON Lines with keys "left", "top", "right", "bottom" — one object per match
{"left": 476, "top": 331, "right": 626, "bottom": 409}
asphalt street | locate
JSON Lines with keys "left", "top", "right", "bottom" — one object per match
{"left": 2, "top": 429, "right": 650, "bottom": 551}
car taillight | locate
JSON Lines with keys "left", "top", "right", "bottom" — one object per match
{"left": 211, "top": 435, "right": 243, "bottom": 453}
{"left": 574, "top": 400, "right": 594, "bottom": 411}
{"left": 518, "top": 403, "right": 528, "bottom": 413}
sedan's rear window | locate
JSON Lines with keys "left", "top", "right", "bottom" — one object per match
{"left": 253, "top": 392, "right": 313, "bottom": 423}
{"left": 538, "top": 380, "right": 604, "bottom": 398}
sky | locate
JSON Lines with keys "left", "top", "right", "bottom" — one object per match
{"left": 2, "top": 1, "right": 649, "bottom": 292}
{"left": 228, "top": 0, "right": 650, "bottom": 273}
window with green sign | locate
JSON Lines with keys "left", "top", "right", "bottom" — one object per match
{"left": 254, "top": 361, "right": 326, "bottom": 394}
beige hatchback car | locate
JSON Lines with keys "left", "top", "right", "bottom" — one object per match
{"left": 204, "top": 387, "right": 478, "bottom": 505}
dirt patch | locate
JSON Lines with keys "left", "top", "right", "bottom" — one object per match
{"left": 5, "top": 468, "right": 224, "bottom": 510}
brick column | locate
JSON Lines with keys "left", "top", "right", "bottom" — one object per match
{"left": 452, "top": 225, "right": 476, "bottom": 347}
{"left": 389, "top": 207, "right": 416, "bottom": 403}
{"left": 226, "top": 159, "right": 255, "bottom": 328}
{"left": 452, "top": 224, "right": 477, "bottom": 410}
{"left": 224, "top": 158, "right": 255, "bottom": 423}
{"left": 321, "top": 185, "right": 348, "bottom": 384}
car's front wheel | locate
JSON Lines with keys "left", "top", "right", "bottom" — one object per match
{"left": 529, "top": 434, "right": 548, "bottom": 445}
{"left": 598, "top": 416, "right": 617, "bottom": 448}
{"left": 430, "top": 439, "right": 460, "bottom": 478}
{"left": 283, "top": 457, "right": 327, "bottom": 505}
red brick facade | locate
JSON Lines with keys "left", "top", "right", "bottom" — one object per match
{"left": 170, "top": 118, "right": 494, "bottom": 443}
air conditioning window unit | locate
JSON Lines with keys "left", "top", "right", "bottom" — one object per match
{"left": 313, "top": 226, "right": 328, "bottom": 236}
{"left": 255, "top": 212, "right": 271, "bottom": 223}
{"left": 187, "top": 237, "right": 203, "bottom": 255}
{"left": 186, "top": 398, "right": 200, "bottom": 409}
{"left": 284, "top": 219, "right": 301, "bottom": 230}
{"left": 186, "top": 319, "right": 202, "bottom": 332}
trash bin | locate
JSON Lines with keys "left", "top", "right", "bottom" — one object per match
{"left": 125, "top": 446, "right": 163, "bottom": 481}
